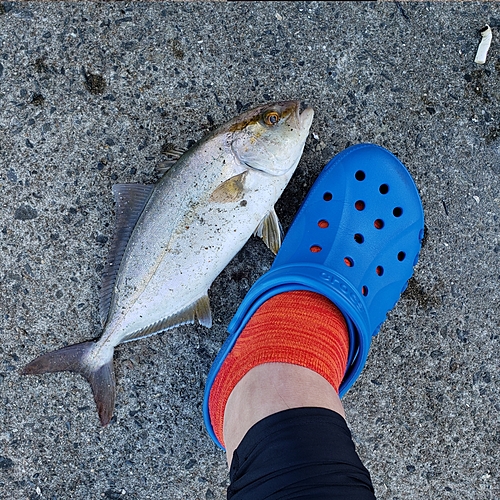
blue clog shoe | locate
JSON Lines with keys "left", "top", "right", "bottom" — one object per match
{"left": 204, "top": 144, "right": 424, "bottom": 449}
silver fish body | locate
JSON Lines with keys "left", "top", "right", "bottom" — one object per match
{"left": 23, "top": 100, "right": 314, "bottom": 425}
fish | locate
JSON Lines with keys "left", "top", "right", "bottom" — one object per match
{"left": 22, "top": 100, "right": 314, "bottom": 425}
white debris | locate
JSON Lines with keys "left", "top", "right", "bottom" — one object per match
{"left": 474, "top": 25, "right": 492, "bottom": 64}
{"left": 275, "top": 12, "right": 282, "bottom": 21}
{"left": 312, "top": 132, "right": 319, "bottom": 140}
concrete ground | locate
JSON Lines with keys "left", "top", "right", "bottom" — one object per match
{"left": 1, "top": 1, "right": 499, "bottom": 499}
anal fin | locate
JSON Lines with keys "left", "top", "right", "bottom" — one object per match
{"left": 254, "top": 207, "right": 283, "bottom": 255}
{"left": 195, "top": 294, "right": 212, "bottom": 328}
{"left": 121, "top": 294, "right": 213, "bottom": 343}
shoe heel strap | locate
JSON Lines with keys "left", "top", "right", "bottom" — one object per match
{"left": 227, "top": 264, "right": 374, "bottom": 397}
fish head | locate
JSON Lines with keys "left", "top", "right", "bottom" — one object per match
{"left": 228, "top": 101, "right": 314, "bottom": 176}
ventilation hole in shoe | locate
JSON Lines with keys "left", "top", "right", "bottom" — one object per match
{"left": 374, "top": 219, "right": 384, "bottom": 229}
{"left": 354, "top": 233, "right": 364, "bottom": 244}
{"left": 318, "top": 220, "right": 329, "bottom": 228}
{"left": 355, "top": 170, "right": 366, "bottom": 181}
{"left": 323, "top": 192, "right": 333, "bottom": 201}
{"left": 397, "top": 251, "right": 406, "bottom": 261}
{"left": 355, "top": 200, "right": 365, "bottom": 211}
{"left": 344, "top": 257, "right": 354, "bottom": 267}
{"left": 310, "top": 245, "right": 322, "bottom": 253}
{"left": 379, "top": 184, "right": 389, "bottom": 194}
{"left": 376, "top": 266, "right": 384, "bottom": 276}
{"left": 362, "top": 285, "right": 368, "bottom": 296}
{"left": 393, "top": 207, "right": 403, "bottom": 217}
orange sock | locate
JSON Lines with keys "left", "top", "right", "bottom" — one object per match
{"left": 208, "top": 290, "right": 349, "bottom": 447}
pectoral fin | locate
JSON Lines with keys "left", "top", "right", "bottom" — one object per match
{"left": 254, "top": 208, "right": 283, "bottom": 255}
{"left": 210, "top": 172, "right": 247, "bottom": 203}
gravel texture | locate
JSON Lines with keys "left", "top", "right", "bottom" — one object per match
{"left": 1, "top": 1, "right": 499, "bottom": 499}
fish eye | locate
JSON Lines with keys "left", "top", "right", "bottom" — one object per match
{"left": 263, "top": 111, "right": 280, "bottom": 126}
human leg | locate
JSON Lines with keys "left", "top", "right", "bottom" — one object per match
{"left": 219, "top": 289, "right": 349, "bottom": 464}
{"left": 203, "top": 144, "right": 424, "bottom": 498}
{"left": 213, "top": 290, "right": 375, "bottom": 499}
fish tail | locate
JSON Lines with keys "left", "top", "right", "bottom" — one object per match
{"left": 21, "top": 341, "right": 116, "bottom": 426}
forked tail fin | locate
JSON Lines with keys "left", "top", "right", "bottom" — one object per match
{"left": 21, "top": 341, "right": 116, "bottom": 426}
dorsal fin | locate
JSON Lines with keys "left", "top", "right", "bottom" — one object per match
{"left": 156, "top": 147, "right": 188, "bottom": 175}
{"left": 120, "top": 294, "right": 213, "bottom": 343}
{"left": 100, "top": 183, "right": 154, "bottom": 325}
{"left": 163, "top": 147, "right": 188, "bottom": 160}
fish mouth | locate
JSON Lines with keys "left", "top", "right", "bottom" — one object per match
{"left": 299, "top": 101, "right": 309, "bottom": 114}
{"left": 296, "top": 101, "right": 314, "bottom": 130}
{"left": 284, "top": 100, "right": 313, "bottom": 130}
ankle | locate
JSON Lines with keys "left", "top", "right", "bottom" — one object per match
{"left": 223, "top": 362, "right": 345, "bottom": 465}
{"left": 208, "top": 291, "right": 349, "bottom": 449}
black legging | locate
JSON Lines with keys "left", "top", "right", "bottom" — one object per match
{"left": 228, "top": 407, "right": 376, "bottom": 499}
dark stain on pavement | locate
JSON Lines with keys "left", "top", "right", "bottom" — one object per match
{"left": 170, "top": 39, "right": 185, "bottom": 60}
{"left": 82, "top": 67, "right": 107, "bottom": 95}
{"left": 404, "top": 276, "right": 443, "bottom": 309}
